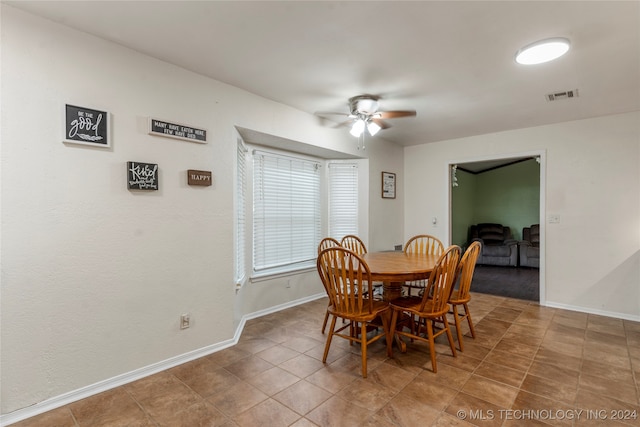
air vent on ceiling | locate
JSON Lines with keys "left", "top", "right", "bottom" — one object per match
{"left": 546, "top": 89, "right": 579, "bottom": 101}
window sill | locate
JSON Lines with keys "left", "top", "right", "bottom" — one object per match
{"left": 251, "top": 266, "right": 316, "bottom": 283}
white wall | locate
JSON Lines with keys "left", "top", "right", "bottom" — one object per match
{"left": 0, "top": 6, "right": 404, "bottom": 416}
{"left": 366, "top": 138, "right": 405, "bottom": 251}
{"left": 405, "top": 112, "right": 640, "bottom": 319}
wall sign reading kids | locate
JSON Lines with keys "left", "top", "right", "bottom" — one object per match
{"left": 127, "top": 162, "right": 159, "bottom": 191}
{"left": 64, "top": 104, "right": 110, "bottom": 147}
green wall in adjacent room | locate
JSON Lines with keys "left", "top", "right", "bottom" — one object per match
{"left": 451, "top": 158, "right": 540, "bottom": 247}
{"left": 451, "top": 168, "right": 477, "bottom": 246}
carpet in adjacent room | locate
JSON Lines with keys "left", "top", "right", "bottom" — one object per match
{"left": 470, "top": 265, "right": 539, "bottom": 301}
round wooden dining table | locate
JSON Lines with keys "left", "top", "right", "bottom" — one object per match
{"left": 361, "top": 251, "right": 439, "bottom": 301}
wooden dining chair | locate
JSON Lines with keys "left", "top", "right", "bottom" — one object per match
{"left": 318, "top": 237, "right": 341, "bottom": 334}
{"left": 403, "top": 234, "right": 444, "bottom": 296}
{"left": 318, "top": 237, "right": 341, "bottom": 253}
{"left": 317, "top": 247, "right": 391, "bottom": 378}
{"left": 340, "top": 234, "right": 384, "bottom": 300}
{"left": 340, "top": 234, "right": 367, "bottom": 255}
{"left": 448, "top": 241, "right": 481, "bottom": 351}
{"left": 387, "top": 245, "right": 461, "bottom": 373}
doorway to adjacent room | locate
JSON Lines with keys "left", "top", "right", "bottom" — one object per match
{"left": 449, "top": 152, "right": 545, "bottom": 302}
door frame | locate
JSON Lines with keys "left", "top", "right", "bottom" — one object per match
{"left": 447, "top": 149, "right": 546, "bottom": 304}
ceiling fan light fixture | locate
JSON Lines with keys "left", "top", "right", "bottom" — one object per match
{"left": 355, "top": 98, "right": 379, "bottom": 114}
{"left": 367, "top": 120, "right": 381, "bottom": 136}
{"left": 515, "top": 37, "right": 570, "bottom": 65}
{"left": 350, "top": 119, "right": 365, "bottom": 137}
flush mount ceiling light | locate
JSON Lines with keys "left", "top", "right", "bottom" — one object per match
{"left": 515, "top": 37, "right": 570, "bottom": 65}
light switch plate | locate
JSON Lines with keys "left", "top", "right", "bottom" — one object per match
{"left": 548, "top": 215, "right": 560, "bottom": 224}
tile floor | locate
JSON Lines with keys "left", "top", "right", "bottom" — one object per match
{"left": 12, "top": 293, "right": 640, "bottom": 427}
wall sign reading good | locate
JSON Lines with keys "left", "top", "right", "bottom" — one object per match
{"left": 187, "top": 170, "right": 212, "bottom": 186}
{"left": 149, "top": 118, "right": 207, "bottom": 143}
{"left": 64, "top": 104, "right": 110, "bottom": 147}
{"left": 127, "top": 162, "right": 159, "bottom": 190}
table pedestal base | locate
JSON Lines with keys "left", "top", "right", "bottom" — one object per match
{"left": 382, "top": 281, "right": 404, "bottom": 302}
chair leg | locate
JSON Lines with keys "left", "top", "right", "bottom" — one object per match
{"left": 349, "top": 321, "right": 356, "bottom": 345}
{"left": 452, "top": 304, "right": 464, "bottom": 352}
{"left": 443, "top": 316, "right": 457, "bottom": 359}
{"left": 409, "top": 314, "right": 417, "bottom": 339}
{"left": 321, "top": 307, "right": 330, "bottom": 334}
{"left": 322, "top": 316, "right": 337, "bottom": 363}
{"left": 425, "top": 319, "right": 437, "bottom": 373}
{"left": 380, "top": 311, "right": 392, "bottom": 354}
{"left": 361, "top": 322, "right": 368, "bottom": 378}
{"left": 387, "top": 310, "right": 399, "bottom": 357}
{"left": 464, "top": 303, "right": 476, "bottom": 338}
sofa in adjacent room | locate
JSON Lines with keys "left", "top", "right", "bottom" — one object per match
{"left": 469, "top": 223, "right": 518, "bottom": 267}
{"left": 519, "top": 224, "right": 540, "bottom": 268}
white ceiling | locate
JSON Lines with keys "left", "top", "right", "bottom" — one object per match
{"left": 5, "top": 1, "right": 640, "bottom": 146}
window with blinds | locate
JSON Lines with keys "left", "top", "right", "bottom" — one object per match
{"left": 252, "top": 150, "right": 321, "bottom": 276}
{"left": 328, "top": 162, "right": 359, "bottom": 241}
{"left": 235, "top": 139, "right": 247, "bottom": 286}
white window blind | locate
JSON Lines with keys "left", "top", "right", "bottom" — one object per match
{"left": 235, "top": 140, "right": 247, "bottom": 286}
{"left": 328, "top": 162, "right": 359, "bottom": 241}
{"left": 253, "top": 150, "right": 321, "bottom": 275}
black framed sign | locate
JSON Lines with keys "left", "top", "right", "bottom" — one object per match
{"left": 127, "top": 162, "right": 159, "bottom": 191}
{"left": 64, "top": 104, "right": 110, "bottom": 147}
{"left": 149, "top": 118, "right": 207, "bottom": 143}
{"left": 382, "top": 171, "right": 396, "bottom": 199}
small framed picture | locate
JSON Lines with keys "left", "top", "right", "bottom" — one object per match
{"left": 127, "top": 161, "right": 159, "bottom": 191}
{"left": 382, "top": 171, "right": 396, "bottom": 199}
{"left": 63, "top": 104, "right": 110, "bottom": 147}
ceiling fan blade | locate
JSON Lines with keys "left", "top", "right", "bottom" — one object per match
{"left": 315, "top": 111, "right": 350, "bottom": 118}
{"left": 377, "top": 110, "right": 417, "bottom": 119}
{"left": 372, "top": 118, "right": 391, "bottom": 129}
{"left": 333, "top": 119, "right": 354, "bottom": 128}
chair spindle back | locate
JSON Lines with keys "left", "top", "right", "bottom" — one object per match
{"left": 404, "top": 234, "right": 444, "bottom": 256}
{"left": 317, "top": 247, "right": 374, "bottom": 315}
{"left": 318, "top": 237, "right": 341, "bottom": 254}
{"left": 340, "top": 235, "right": 367, "bottom": 255}
{"left": 452, "top": 241, "right": 482, "bottom": 303}
{"left": 420, "top": 245, "right": 461, "bottom": 313}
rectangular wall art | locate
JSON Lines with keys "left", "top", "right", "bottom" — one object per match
{"left": 187, "top": 169, "right": 212, "bottom": 186}
{"left": 149, "top": 118, "right": 207, "bottom": 143}
{"left": 127, "top": 162, "right": 159, "bottom": 191}
{"left": 64, "top": 104, "right": 110, "bottom": 147}
{"left": 382, "top": 171, "right": 396, "bottom": 199}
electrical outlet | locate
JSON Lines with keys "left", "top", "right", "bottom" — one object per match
{"left": 180, "top": 313, "right": 190, "bottom": 329}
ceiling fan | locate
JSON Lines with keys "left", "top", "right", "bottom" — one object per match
{"left": 318, "top": 94, "right": 416, "bottom": 147}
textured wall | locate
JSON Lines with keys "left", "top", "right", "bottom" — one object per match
{"left": 405, "top": 112, "right": 640, "bottom": 318}
{"left": 0, "top": 6, "right": 404, "bottom": 415}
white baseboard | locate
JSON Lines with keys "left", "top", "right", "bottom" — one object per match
{"left": 0, "top": 292, "right": 326, "bottom": 426}
{"left": 544, "top": 300, "right": 640, "bottom": 322}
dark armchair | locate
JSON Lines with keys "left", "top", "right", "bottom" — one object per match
{"left": 469, "top": 223, "right": 518, "bottom": 267}
{"left": 519, "top": 224, "right": 540, "bottom": 268}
